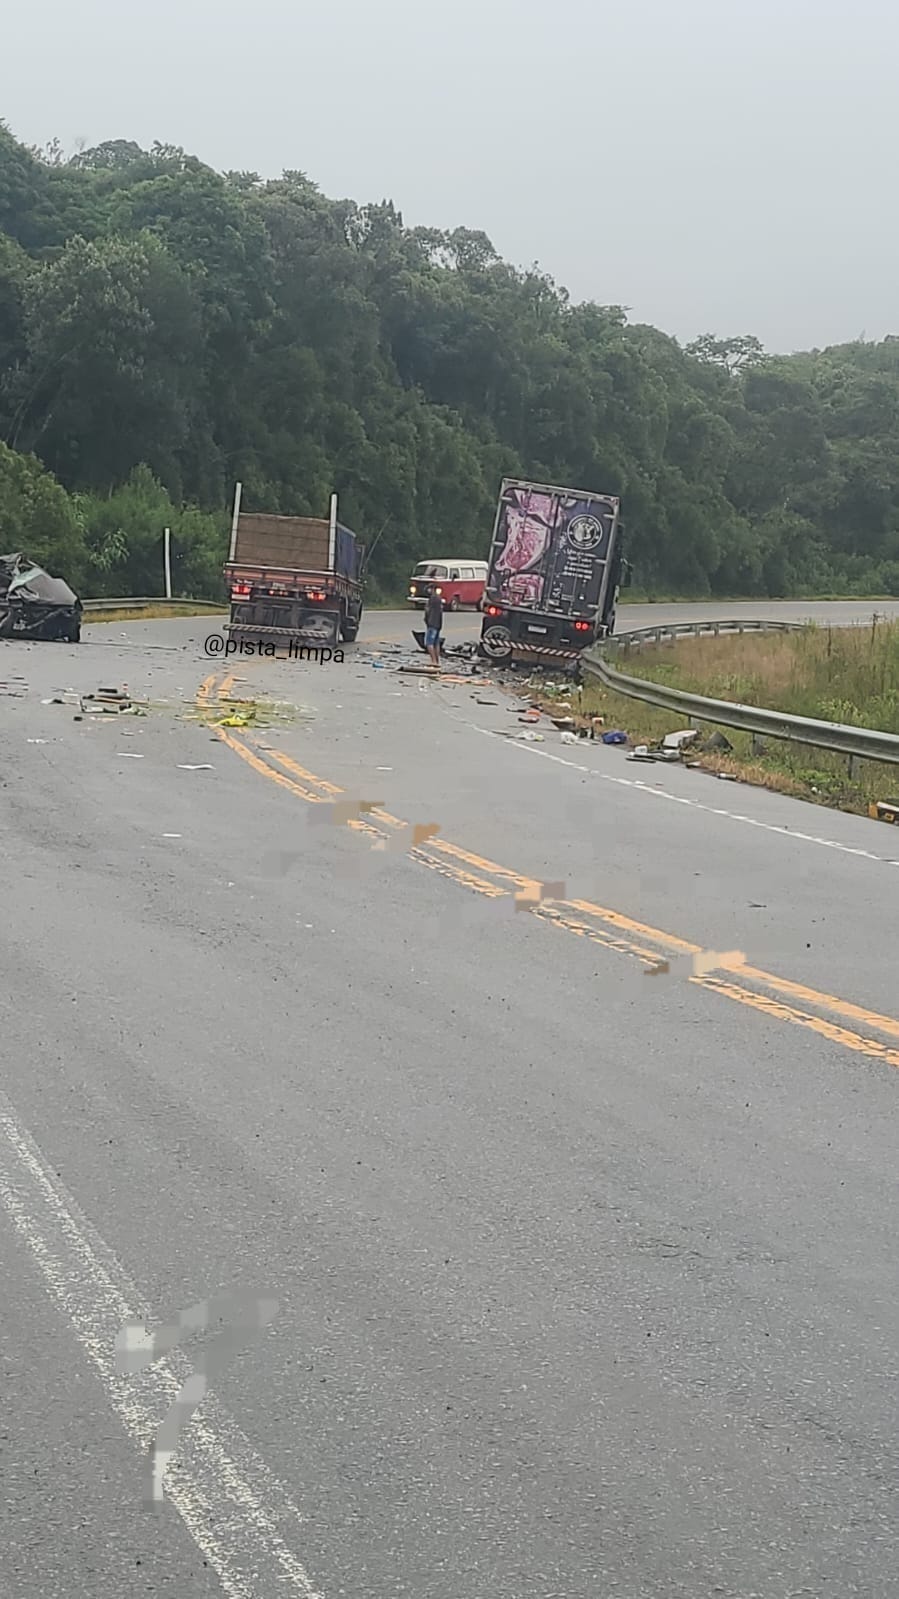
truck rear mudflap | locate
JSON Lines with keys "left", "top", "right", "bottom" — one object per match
{"left": 479, "top": 608, "right": 596, "bottom": 665}
{"left": 227, "top": 606, "right": 341, "bottom": 647}
{"left": 510, "top": 642, "right": 580, "bottom": 661}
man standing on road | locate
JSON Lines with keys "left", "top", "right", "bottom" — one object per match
{"left": 424, "top": 587, "right": 444, "bottom": 668}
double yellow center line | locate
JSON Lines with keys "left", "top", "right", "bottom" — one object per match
{"left": 198, "top": 673, "right": 899, "bottom": 1071}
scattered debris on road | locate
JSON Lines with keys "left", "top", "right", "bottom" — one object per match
{"left": 627, "top": 742, "right": 682, "bottom": 763}
{"left": 701, "top": 729, "right": 733, "bottom": 753}
{"left": 79, "top": 686, "right": 144, "bottom": 716}
{"left": 869, "top": 801, "right": 899, "bottom": 824}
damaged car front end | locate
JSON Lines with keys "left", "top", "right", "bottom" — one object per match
{"left": 0, "top": 553, "right": 82, "bottom": 642}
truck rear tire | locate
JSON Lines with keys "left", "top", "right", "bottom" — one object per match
{"left": 479, "top": 623, "right": 513, "bottom": 662}
{"left": 340, "top": 605, "right": 362, "bottom": 643}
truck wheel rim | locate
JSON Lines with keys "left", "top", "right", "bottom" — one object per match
{"left": 482, "top": 625, "right": 512, "bottom": 658}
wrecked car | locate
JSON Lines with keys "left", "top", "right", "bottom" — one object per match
{"left": 0, "top": 553, "right": 82, "bottom": 642}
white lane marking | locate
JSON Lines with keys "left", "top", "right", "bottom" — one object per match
{"left": 0, "top": 1097, "right": 323, "bottom": 1599}
{"left": 471, "top": 726, "right": 897, "bottom": 866}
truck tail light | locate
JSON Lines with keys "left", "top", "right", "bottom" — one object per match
{"left": 574, "top": 621, "right": 591, "bottom": 633}
{"left": 484, "top": 604, "right": 504, "bottom": 618}
{"left": 307, "top": 590, "right": 327, "bottom": 602}
{"left": 231, "top": 583, "right": 251, "bottom": 598}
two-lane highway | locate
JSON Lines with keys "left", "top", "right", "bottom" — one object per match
{"left": 1, "top": 607, "right": 898, "bottom": 1598}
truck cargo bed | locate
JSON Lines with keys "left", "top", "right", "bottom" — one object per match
{"left": 232, "top": 515, "right": 330, "bottom": 571}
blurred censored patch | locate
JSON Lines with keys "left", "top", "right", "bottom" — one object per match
{"left": 259, "top": 848, "right": 305, "bottom": 876}
{"left": 372, "top": 821, "right": 441, "bottom": 852}
{"left": 644, "top": 949, "right": 746, "bottom": 980}
{"left": 115, "top": 1289, "right": 278, "bottom": 1507}
{"left": 514, "top": 880, "right": 566, "bottom": 913}
{"left": 308, "top": 798, "right": 385, "bottom": 828}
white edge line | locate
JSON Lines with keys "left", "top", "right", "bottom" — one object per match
{"left": 0, "top": 1101, "right": 324, "bottom": 1599}
{"left": 472, "top": 725, "right": 892, "bottom": 867}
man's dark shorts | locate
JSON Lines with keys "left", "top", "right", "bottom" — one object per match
{"left": 425, "top": 626, "right": 440, "bottom": 647}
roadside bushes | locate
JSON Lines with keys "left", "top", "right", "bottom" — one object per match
{"left": 0, "top": 445, "right": 227, "bottom": 599}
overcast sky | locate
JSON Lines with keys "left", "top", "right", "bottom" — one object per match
{"left": 2, "top": 0, "right": 896, "bottom": 354}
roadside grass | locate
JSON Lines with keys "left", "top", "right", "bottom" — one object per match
{"left": 627, "top": 619, "right": 899, "bottom": 734}
{"left": 530, "top": 620, "right": 899, "bottom": 818}
{"left": 85, "top": 599, "right": 409, "bottom": 622}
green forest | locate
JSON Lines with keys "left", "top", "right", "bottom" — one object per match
{"left": 1, "top": 122, "right": 898, "bottom": 602}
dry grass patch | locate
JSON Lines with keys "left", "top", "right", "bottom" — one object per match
{"left": 527, "top": 625, "right": 899, "bottom": 818}
{"left": 626, "top": 618, "right": 899, "bottom": 734}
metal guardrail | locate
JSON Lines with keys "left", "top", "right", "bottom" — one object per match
{"left": 583, "top": 619, "right": 899, "bottom": 768}
{"left": 83, "top": 596, "right": 226, "bottom": 613}
{"left": 602, "top": 618, "right": 803, "bottom": 650}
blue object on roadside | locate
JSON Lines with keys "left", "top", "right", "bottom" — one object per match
{"left": 602, "top": 730, "right": 628, "bottom": 744}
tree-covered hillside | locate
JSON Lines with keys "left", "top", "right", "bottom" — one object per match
{"left": 1, "top": 124, "right": 898, "bottom": 599}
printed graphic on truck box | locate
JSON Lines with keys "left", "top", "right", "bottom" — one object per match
{"left": 488, "top": 483, "right": 618, "bottom": 617}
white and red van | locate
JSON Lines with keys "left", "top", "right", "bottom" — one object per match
{"left": 407, "top": 559, "right": 488, "bottom": 612}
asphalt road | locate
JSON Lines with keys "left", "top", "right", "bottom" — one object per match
{"left": 2, "top": 605, "right": 899, "bottom": 1599}
{"left": 390, "top": 596, "right": 899, "bottom": 646}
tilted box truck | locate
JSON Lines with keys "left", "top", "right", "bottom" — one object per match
{"left": 479, "top": 478, "right": 628, "bottom": 664}
{"left": 224, "top": 487, "right": 365, "bottom": 648}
